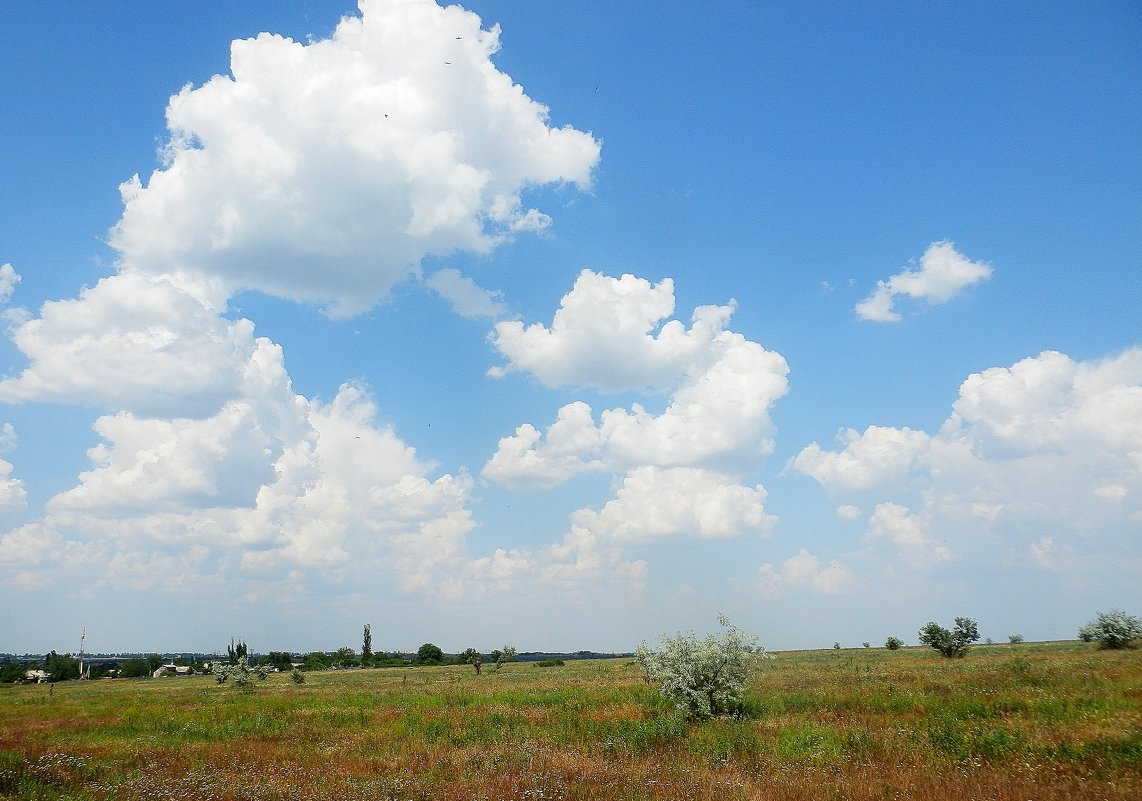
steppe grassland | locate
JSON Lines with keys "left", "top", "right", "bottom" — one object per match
{"left": 1, "top": 641, "right": 1139, "bottom": 800}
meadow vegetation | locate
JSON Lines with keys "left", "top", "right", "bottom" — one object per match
{"left": 0, "top": 641, "right": 1138, "bottom": 800}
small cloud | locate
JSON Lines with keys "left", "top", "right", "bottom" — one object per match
{"left": 1094, "top": 484, "right": 1127, "bottom": 502}
{"left": 864, "top": 502, "right": 952, "bottom": 565}
{"left": 757, "top": 548, "right": 857, "bottom": 598}
{"left": 836, "top": 504, "right": 862, "bottom": 520}
{"left": 0, "top": 264, "right": 20, "bottom": 303}
{"left": 425, "top": 268, "right": 507, "bottom": 320}
{"left": 1029, "top": 536, "right": 1054, "bottom": 568}
{"left": 856, "top": 241, "right": 992, "bottom": 322}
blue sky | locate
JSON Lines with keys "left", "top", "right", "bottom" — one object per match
{"left": 1, "top": 0, "right": 1139, "bottom": 656}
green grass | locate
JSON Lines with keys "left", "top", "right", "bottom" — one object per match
{"left": 0, "top": 641, "right": 1138, "bottom": 800}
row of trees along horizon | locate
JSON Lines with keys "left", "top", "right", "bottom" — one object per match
{"left": 3, "top": 611, "right": 1138, "bottom": 685}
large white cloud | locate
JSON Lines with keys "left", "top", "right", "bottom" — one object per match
{"left": 571, "top": 466, "right": 774, "bottom": 545}
{"left": 0, "top": 378, "right": 479, "bottom": 596}
{"left": 856, "top": 241, "right": 992, "bottom": 322}
{"left": 0, "top": 0, "right": 605, "bottom": 604}
{"left": 484, "top": 270, "right": 788, "bottom": 589}
{"left": 792, "top": 348, "right": 1142, "bottom": 569}
{"left": 109, "top": 0, "right": 600, "bottom": 317}
{"left": 485, "top": 270, "right": 789, "bottom": 487}
{"left": 490, "top": 270, "right": 739, "bottom": 393}
{"left": 0, "top": 273, "right": 258, "bottom": 417}
{"left": 790, "top": 425, "right": 931, "bottom": 493}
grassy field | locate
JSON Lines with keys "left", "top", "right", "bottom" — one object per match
{"left": 1, "top": 641, "right": 1139, "bottom": 800}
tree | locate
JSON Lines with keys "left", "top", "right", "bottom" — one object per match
{"left": 0, "top": 661, "right": 26, "bottom": 683}
{"left": 416, "top": 643, "right": 444, "bottom": 665}
{"left": 227, "top": 638, "right": 248, "bottom": 665}
{"left": 301, "top": 651, "right": 331, "bottom": 671}
{"left": 334, "top": 646, "right": 359, "bottom": 668}
{"left": 918, "top": 617, "right": 979, "bottom": 658}
{"left": 263, "top": 651, "right": 294, "bottom": 672}
{"left": 635, "top": 615, "right": 764, "bottom": 721}
{"left": 460, "top": 648, "right": 484, "bottom": 675}
{"left": 884, "top": 637, "right": 903, "bottom": 651}
{"left": 42, "top": 651, "right": 80, "bottom": 682}
{"left": 1008, "top": 634, "right": 1024, "bottom": 644}
{"left": 1079, "top": 609, "right": 1142, "bottom": 649}
{"left": 362, "top": 624, "right": 373, "bottom": 661}
{"left": 491, "top": 645, "right": 518, "bottom": 670}
{"left": 118, "top": 658, "right": 152, "bottom": 678}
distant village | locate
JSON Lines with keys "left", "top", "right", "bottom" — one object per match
{"left": 1, "top": 648, "right": 629, "bottom": 684}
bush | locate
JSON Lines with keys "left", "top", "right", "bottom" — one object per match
{"left": 1008, "top": 634, "right": 1024, "bottom": 644}
{"left": 635, "top": 615, "right": 764, "bottom": 721}
{"left": 535, "top": 658, "right": 564, "bottom": 667}
{"left": 290, "top": 668, "right": 305, "bottom": 684}
{"left": 1079, "top": 609, "right": 1142, "bottom": 649}
{"left": 213, "top": 655, "right": 256, "bottom": 687}
{"left": 918, "top": 618, "right": 979, "bottom": 659}
{"left": 884, "top": 637, "right": 903, "bottom": 651}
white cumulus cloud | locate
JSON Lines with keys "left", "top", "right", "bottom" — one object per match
{"left": 856, "top": 241, "right": 992, "bottom": 322}
{"left": 0, "top": 273, "right": 260, "bottom": 417}
{"left": 793, "top": 347, "right": 1142, "bottom": 572}
{"left": 757, "top": 549, "right": 857, "bottom": 598}
{"left": 791, "top": 425, "right": 931, "bottom": 493}
{"left": 484, "top": 271, "right": 789, "bottom": 487}
{"left": 571, "top": 466, "right": 774, "bottom": 545}
{"left": 490, "top": 270, "right": 739, "bottom": 393}
{"left": 108, "top": 0, "right": 600, "bottom": 318}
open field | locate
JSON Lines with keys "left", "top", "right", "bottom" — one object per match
{"left": 1, "top": 641, "right": 1139, "bottom": 800}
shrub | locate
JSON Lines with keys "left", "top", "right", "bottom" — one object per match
{"left": 1079, "top": 609, "right": 1142, "bottom": 649}
{"left": 918, "top": 618, "right": 979, "bottom": 659}
{"left": 535, "top": 658, "right": 564, "bottom": 667}
{"left": 635, "top": 615, "right": 764, "bottom": 721}
{"left": 290, "top": 668, "right": 305, "bottom": 684}
{"left": 213, "top": 655, "right": 255, "bottom": 687}
{"left": 884, "top": 637, "right": 903, "bottom": 651}
{"left": 1008, "top": 634, "right": 1024, "bottom": 644}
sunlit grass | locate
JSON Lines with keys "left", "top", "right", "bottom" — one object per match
{"left": 1, "top": 641, "right": 1138, "bottom": 799}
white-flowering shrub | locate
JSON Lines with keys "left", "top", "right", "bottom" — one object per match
{"left": 1079, "top": 609, "right": 1142, "bottom": 649}
{"left": 635, "top": 615, "right": 765, "bottom": 721}
{"left": 212, "top": 655, "right": 255, "bottom": 687}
